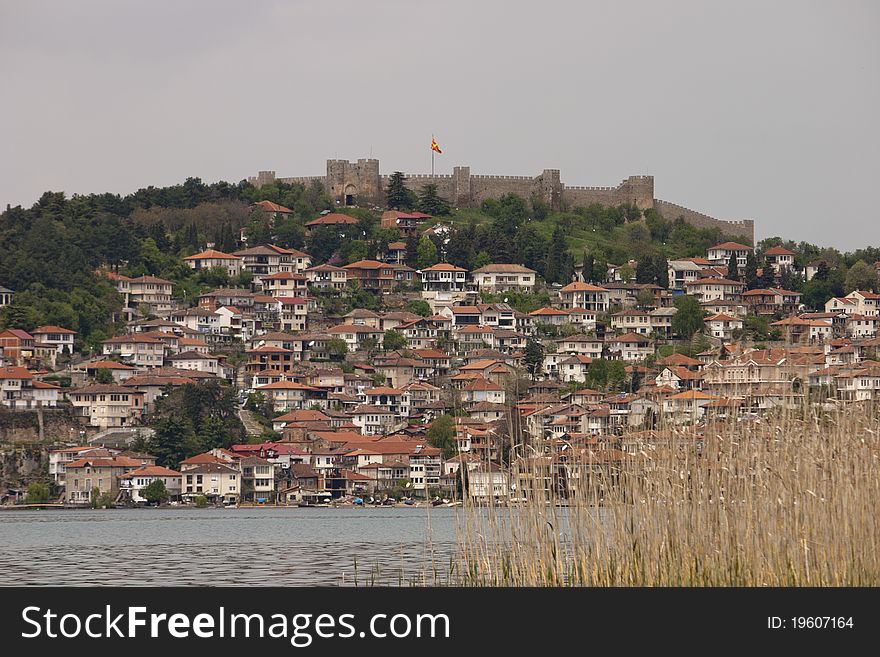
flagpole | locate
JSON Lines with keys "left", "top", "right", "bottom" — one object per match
{"left": 431, "top": 134, "right": 435, "bottom": 176}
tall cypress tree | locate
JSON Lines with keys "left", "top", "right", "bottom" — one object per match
{"left": 744, "top": 250, "right": 759, "bottom": 289}
{"left": 727, "top": 252, "right": 740, "bottom": 282}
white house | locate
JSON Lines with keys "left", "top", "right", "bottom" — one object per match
{"left": 471, "top": 264, "right": 537, "bottom": 292}
{"left": 118, "top": 465, "right": 183, "bottom": 503}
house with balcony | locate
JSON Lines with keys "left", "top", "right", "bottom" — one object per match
{"left": 559, "top": 282, "right": 610, "bottom": 312}
{"left": 742, "top": 288, "right": 802, "bottom": 316}
{"left": 0, "top": 366, "right": 60, "bottom": 409}
{"left": 471, "top": 264, "right": 537, "bottom": 292}
{"left": 420, "top": 263, "right": 469, "bottom": 294}
{"left": 343, "top": 260, "right": 396, "bottom": 293}
{"left": 101, "top": 335, "right": 165, "bottom": 369}
{"left": 118, "top": 465, "right": 183, "bottom": 504}
{"left": 305, "top": 264, "right": 347, "bottom": 290}
{"left": 705, "top": 313, "right": 743, "bottom": 341}
{"left": 240, "top": 456, "right": 276, "bottom": 503}
{"left": 31, "top": 325, "right": 76, "bottom": 355}
{"left": 64, "top": 456, "right": 146, "bottom": 504}
{"left": 605, "top": 333, "right": 653, "bottom": 362}
{"left": 181, "top": 463, "right": 240, "bottom": 503}
{"left": 706, "top": 242, "right": 753, "bottom": 272}
{"left": 261, "top": 271, "right": 308, "bottom": 297}
{"left": 66, "top": 384, "right": 145, "bottom": 429}
{"left": 684, "top": 278, "right": 745, "bottom": 302}
{"left": 764, "top": 246, "right": 795, "bottom": 275}
{"left": 183, "top": 249, "right": 242, "bottom": 278}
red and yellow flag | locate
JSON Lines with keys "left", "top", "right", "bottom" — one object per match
{"left": 431, "top": 136, "right": 442, "bottom": 154}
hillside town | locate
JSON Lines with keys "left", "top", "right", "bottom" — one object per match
{"left": 2, "top": 200, "right": 880, "bottom": 509}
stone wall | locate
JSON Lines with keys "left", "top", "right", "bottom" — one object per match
{"left": 248, "top": 160, "right": 755, "bottom": 243}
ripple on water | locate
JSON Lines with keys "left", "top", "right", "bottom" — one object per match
{"left": 0, "top": 508, "right": 460, "bottom": 586}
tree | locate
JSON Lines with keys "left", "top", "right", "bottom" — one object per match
{"left": 581, "top": 251, "right": 594, "bottom": 283}
{"left": 386, "top": 172, "right": 415, "bottom": 210}
{"left": 744, "top": 251, "right": 759, "bottom": 289}
{"left": 544, "top": 225, "right": 574, "bottom": 285}
{"left": 94, "top": 368, "right": 115, "bottom": 384}
{"left": 727, "top": 252, "right": 740, "bottom": 282}
{"left": 416, "top": 184, "right": 451, "bottom": 216}
{"left": 416, "top": 236, "right": 438, "bottom": 269}
{"left": 844, "top": 260, "right": 878, "bottom": 293}
{"left": 25, "top": 481, "right": 50, "bottom": 504}
{"left": 523, "top": 338, "right": 545, "bottom": 378}
{"left": 473, "top": 251, "right": 491, "bottom": 270}
{"left": 383, "top": 329, "right": 407, "bottom": 352}
{"left": 327, "top": 338, "right": 349, "bottom": 361}
{"left": 406, "top": 299, "right": 432, "bottom": 317}
{"left": 636, "top": 288, "right": 655, "bottom": 309}
{"left": 141, "top": 479, "right": 169, "bottom": 505}
{"left": 426, "top": 414, "right": 457, "bottom": 458}
{"left": 671, "top": 295, "right": 705, "bottom": 340}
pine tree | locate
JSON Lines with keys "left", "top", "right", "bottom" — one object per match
{"left": 386, "top": 172, "right": 415, "bottom": 210}
{"left": 656, "top": 254, "right": 670, "bottom": 288}
{"left": 581, "top": 251, "right": 594, "bottom": 283}
{"left": 524, "top": 338, "right": 545, "bottom": 378}
{"left": 416, "top": 183, "right": 451, "bottom": 216}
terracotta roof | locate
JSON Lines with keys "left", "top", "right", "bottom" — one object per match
{"left": 420, "top": 263, "right": 467, "bottom": 272}
{"left": 709, "top": 242, "right": 752, "bottom": 251}
{"left": 560, "top": 282, "right": 608, "bottom": 292}
{"left": 119, "top": 465, "right": 181, "bottom": 478}
{"left": 32, "top": 325, "right": 76, "bottom": 334}
{"left": 0, "top": 366, "right": 33, "bottom": 380}
{"left": 764, "top": 246, "right": 795, "bottom": 255}
{"left": 472, "top": 263, "right": 536, "bottom": 274}
{"left": 306, "top": 213, "right": 359, "bottom": 227}
{"left": 254, "top": 200, "right": 292, "bottom": 213}
{"left": 183, "top": 249, "right": 240, "bottom": 260}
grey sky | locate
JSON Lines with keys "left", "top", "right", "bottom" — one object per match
{"left": 2, "top": 0, "right": 878, "bottom": 250}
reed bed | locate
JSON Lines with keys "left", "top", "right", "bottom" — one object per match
{"left": 451, "top": 404, "right": 880, "bottom": 586}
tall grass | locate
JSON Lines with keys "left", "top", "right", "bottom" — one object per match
{"left": 452, "top": 404, "right": 879, "bottom": 586}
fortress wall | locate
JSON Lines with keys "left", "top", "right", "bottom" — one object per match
{"left": 382, "top": 174, "right": 457, "bottom": 202}
{"left": 655, "top": 199, "right": 755, "bottom": 243}
{"left": 469, "top": 175, "right": 537, "bottom": 205}
{"left": 277, "top": 176, "right": 325, "bottom": 186}
{"left": 247, "top": 163, "right": 755, "bottom": 242}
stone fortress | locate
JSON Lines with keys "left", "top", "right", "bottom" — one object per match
{"left": 248, "top": 159, "right": 755, "bottom": 242}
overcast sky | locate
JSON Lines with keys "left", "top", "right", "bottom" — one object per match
{"left": 1, "top": 0, "right": 878, "bottom": 250}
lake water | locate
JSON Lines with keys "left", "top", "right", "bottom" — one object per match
{"left": 0, "top": 508, "right": 461, "bottom": 586}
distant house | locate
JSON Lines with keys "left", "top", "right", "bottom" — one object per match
{"left": 705, "top": 314, "right": 743, "bottom": 341}
{"left": 0, "top": 286, "right": 14, "bottom": 308}
{"left": 343, "top": 260, "right": 396, "bottom": 293}
{"left": 559, "top": 282, "right": 610, "bottom": 312}
{"left": 420, "top": 263, "right": 469, "bottom": 293}
{"left": 380, "top": 210, "right": 432, "bottom": 237}
{"left": 471, "top": 264, "right": 537, "bottom": 292}
{"left": 305, "top": 213, "right": 359, "bottom": 235}
{"left": 0, "top": 329, "right": 35, "bottom": 366}
{"left": 181, "top": 463, "right": 240, "bottom": 503}
{"left": 764, "top": 246, "right": 795, "bottom": 275}
{"left": 65, "top": 456, "right": 146, "bottom": 504}
{"left": 0, "top": 366, "right": 61, "bottom": 409}
{"left": 66, "top": 384, "right": 145, "bottom": 429}
{"left": 684, "top": 278, "right": 745, "bottom": 302}
{"left": 706, "top": 242, "right": 753, "bottom": 271}
{"left": 118, "top": 465, "right": 183, "bottom": 504}
{"left": 31, "top": 325, "right": 77, "bottom": 355}
{"left": 183, "top": 249, "right": 242, "bottom": 278}
{"left": 305, "top": 264, "right": 347, "bottom": 290}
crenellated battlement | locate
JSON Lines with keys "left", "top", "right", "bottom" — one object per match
{"left": 247, "top": 159, "right": 754, "bottom": 242}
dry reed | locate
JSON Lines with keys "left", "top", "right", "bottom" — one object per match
{"left": 451, "top": 403, "right": 880, "bottom": 586}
